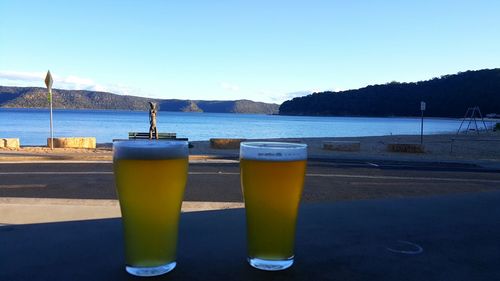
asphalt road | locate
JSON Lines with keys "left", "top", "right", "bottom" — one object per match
{"left": 1, "top": 159, "right": 499, "bottom": 202}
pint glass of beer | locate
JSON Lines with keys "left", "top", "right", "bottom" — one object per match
{"left": 113, "top": 140, "right": 188, "bottom": 276}
{"left": 240, "top": 142, "right": 307, "bottom": 271}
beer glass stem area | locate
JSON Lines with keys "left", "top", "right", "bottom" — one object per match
{"left": 240, "top": 142, "right": 307, "bottom": 271}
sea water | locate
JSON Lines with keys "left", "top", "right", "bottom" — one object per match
{"left": 0, "top": 108, "right": 478, "bottom": 145}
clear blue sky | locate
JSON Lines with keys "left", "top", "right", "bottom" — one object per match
{"left": 1, "top": 0, "right": 499, "bottom": 103}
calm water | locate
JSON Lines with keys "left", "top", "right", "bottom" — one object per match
{"left": 0, "top": 108, "right": 473, "bottom": 145}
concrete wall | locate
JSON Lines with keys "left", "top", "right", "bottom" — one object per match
{"left": 387, "top": 143, "right": 425, "bottom": 153}
{"left": 1, "top": 138, "right": 20, "bottom": 149}
{"left": 47, "top": 137, "right": 96, "bottom": 149}
{"left": 323, "top": 141, "right": 361, "bottom": 152}
{"left": 210, "top": 138, "right": 246, "bottom": 149}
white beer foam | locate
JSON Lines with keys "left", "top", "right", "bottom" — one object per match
{"left": 113, "top": 140, "right": 188, "bottom": 160}
{"left": 240, "top": 142, "right": 307, "bottom": 161}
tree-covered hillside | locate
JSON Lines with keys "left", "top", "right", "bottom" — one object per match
{"left": 279, "top": 69, "right": 500, "bottom": 117}
{"left": 0, "top": 86, "right": 279, "bottom": 114}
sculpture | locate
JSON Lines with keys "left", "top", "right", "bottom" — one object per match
{"left": 149, "top": 102, "right": 158, "bottom": 139}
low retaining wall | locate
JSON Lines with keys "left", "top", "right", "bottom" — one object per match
{"left": 322, "top": 141, "right": 361, "bottom": 152}
{"left": 1, "top": 138, "right": 20, "bottom": 149}
{"left": 47, "top": 137, "right": 96, "bottom": 149}
{"left": 210, "top": 138, "right": 246, "bottom": 149}
{"left": 387, "top": 143, "right": 425, "bottom": 153}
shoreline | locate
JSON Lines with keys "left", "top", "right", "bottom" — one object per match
{"left": 2, "top": 107, "right": 500, "bottom": 119}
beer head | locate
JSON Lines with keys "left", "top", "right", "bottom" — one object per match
{"left": 240, "top": 142, "right": 307, "bottom": 161}
{"left": 113, "top": 140, "right": 188, "bottom": 160}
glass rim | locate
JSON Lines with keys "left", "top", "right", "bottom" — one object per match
{"left": 240, "top": 141, "right": 307, "bottom": 150}
{"left": 113, "top": 139, "right": 188, "bottom": 160}
{"left": 113, "top": 139, "right": 187, "bottom": 143}
{"left": 113, "top": 139, "right": 188, "bottom": 147}
{"left": 240, "top": 141, "right": 307, "bottom": 161}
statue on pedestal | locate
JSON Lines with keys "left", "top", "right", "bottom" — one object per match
{"left": 149, "top": 102, "right": 158, "bottom": 140}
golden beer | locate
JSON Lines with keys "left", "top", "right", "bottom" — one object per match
{"left": 113, "top": 140, "right": 188, "bottom": 276}
{"left": 240, "top": 142, "right": 307, "bottom": 271}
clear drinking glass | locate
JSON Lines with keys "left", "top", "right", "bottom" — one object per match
{"left": 240, "top": 142, "right": 307, "bottom": 271}
{"left": 113, "top": 140, "right": 188, "bottom": 276}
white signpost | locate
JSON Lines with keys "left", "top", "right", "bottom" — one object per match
{"left": 420, "top": 101, "right": 426, "bottom": 144}
{"left": 45, "top": 70, "right": 54, "bottom": 149}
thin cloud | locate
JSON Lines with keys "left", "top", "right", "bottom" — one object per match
{"left": 61, "top": 75, "right": 95, "bottom": 87}
{"left": 284, "top": 90, "right": 313, "bottom": 99}
{"left": 0, "top": 70, "right": 45, "bottom": 81}
{"left": 0, "top": 70, "right": 103, "bottom": 90}
{"left": 265, "top": 90, "right": 313, "bottom": 104}
{"left": 264, "top": 87, "right": 345, "bottom": 104}
{"left": 220, "top": 82, "right": 240, "bottom": 92}
{"left": 279, "top": 87, "right": 346, "bottom": 101}
{"left": 0, "top": 70, "right": 138, "bottom": 96}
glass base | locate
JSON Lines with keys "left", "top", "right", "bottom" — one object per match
{"left": 126, "top": 261, "right": 176, "bottom": 277}
{"left": 248, "top": 257, "right": 294, "bottom": 271}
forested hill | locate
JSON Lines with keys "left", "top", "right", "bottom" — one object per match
{"left": 0, "top": 86, "right": 279, "bottom": 114}
{"left": 279, "top": 69, "right": 500, "bottom": 117}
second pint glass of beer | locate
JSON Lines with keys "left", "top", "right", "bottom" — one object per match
{"left": 113, "top": 140, "right": 188, "bottom": 277}
{"left": 240, "top": 142, "right": 307, "bottom": 271}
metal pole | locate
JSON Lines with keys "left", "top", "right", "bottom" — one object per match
{"left": 457, "top": 107, "right": 470, "bottom": 135}
{"left": 49, "top": 89, "right": 54, "bottom": 149}
{"left": 45, "top": 70, "right": 54, "bottom": 149}
{"left": 472, "top": 107, "right": 479, "bottom": 134}
{"left": 420, "top": 109, "right": 424, "bottom": 144}
{"left": 476, "top": 106, "right": 488, "bottom": 131}
{"left": 465, "top": 107, "right": 473, "bottom": 135}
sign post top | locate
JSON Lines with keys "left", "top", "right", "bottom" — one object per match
{"left": 45, "top": 70, "right": 53, "bottom": 92}
{"left": 420, "top": 101, "right": 426, "bottom": 111}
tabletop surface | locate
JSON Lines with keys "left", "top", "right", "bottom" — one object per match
{"left": 2, "top": 191, "right": 500, "bottom": 281}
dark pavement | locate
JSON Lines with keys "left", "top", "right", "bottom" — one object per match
{"left": 1, "top": 191, "right": 500, "bottom": 280}
{"left": 0, "top": 159, "right": 499, "bottom": 202}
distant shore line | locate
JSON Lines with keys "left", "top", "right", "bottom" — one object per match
{"left": 3, "top": 107, "right": 500, "bottom": 119}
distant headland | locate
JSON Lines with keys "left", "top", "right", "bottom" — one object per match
{"left": 0, "top": 86, "right": 279, "bottom": 114}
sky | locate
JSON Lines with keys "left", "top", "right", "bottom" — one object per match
{"left": 1, "top": 1, "right": 499, "bottom": 104}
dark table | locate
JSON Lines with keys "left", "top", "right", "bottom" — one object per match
{"left": 2, "top": 191, "right": 500, "bottom": 281}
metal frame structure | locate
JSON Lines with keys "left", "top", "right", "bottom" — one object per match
{"left": 456, "top": 106, "right": 489, "bottom": 135}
